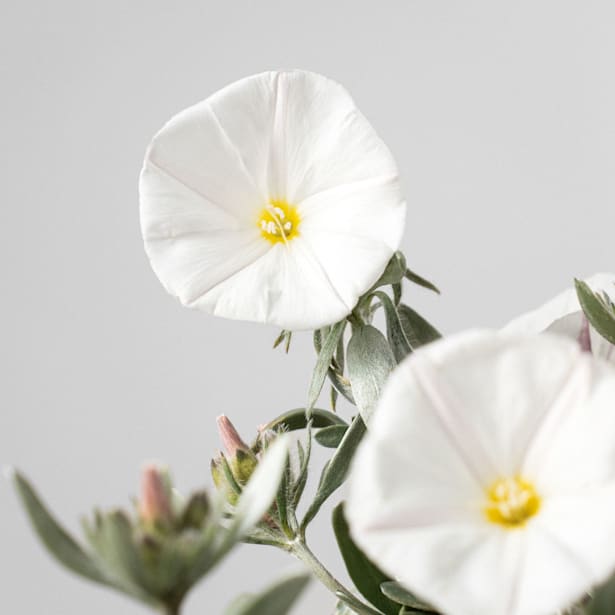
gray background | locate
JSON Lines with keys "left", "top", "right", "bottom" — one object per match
{"left": 2, "top": 1, "right": 614, "bottom": 613}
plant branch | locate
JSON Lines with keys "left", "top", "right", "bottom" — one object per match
{"left": 290, "top": 539, "right": 382, "bottom": 615}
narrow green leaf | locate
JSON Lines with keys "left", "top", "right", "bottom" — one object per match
{"left": 575, "top": 279, "right": 615, "bottom": 345}
{"left": 273, "top": 330, "right": 292, "bottom": 352}
{"left": 404, "top": 268, "right": 440, "bottom": 294}
{"left": 330, "top": 384, "right": 339, "bottom": 411}
{"left": 224, "top": 573, "right": 311, "bottom": 615}
{"left": 275, "top": 459, "right": 292, "bottom": 537}
{"left": 372, "top": 291, "right": 412, "bottom": 363}
{"left": 301, "top": 415, "right": 366, "bottom": 531}
{"left": 397, "top": 305, "right": 441, "bottom": 349}
{"left": 380, "top": 582, "right": 436, "bottom": 613}
{"left": 314, "top": 425, "right": 348, "bottom": 448}
{"left": 333, "top": 504, "right": 399, "bottom": 615}
{"left": 306, "top": 321, "right": 347, "bottom": 417}
{"left": 260, "top": 408, "right": 347, "bottom": 434}
{"left": 291, "top": 437, "right": 310, "bottom": 509}
{"left": 12, "top": 470, "right": 110, "bottom": 586}
{"left": 347, "top": 325, "right": 396, "bottom": 423}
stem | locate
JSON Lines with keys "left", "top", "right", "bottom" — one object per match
{"left": 291, "top": 540, "right": 381, "bottom": 615}
{"left": 160, "top": 603, "right": 181, "bottom": 615}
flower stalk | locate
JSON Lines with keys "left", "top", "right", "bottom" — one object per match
{"left": 289, "top": 539, "right": 381, "bottom": 615}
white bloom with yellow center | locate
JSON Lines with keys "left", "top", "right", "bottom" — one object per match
{"left": 346, "top": 331, "right": 615, "bottom": 615}
{"left": 504, "top": 273, "right": 615, "bottom": 364}
{"left": 139, "top": 70, "right": 406, "bottom": 330}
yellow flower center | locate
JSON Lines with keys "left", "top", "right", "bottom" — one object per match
{"left": 258, "top": 200, "right": 300, "bottom": 245}
{"left": 484, "top": 476, "right": 541, "bottom": 528}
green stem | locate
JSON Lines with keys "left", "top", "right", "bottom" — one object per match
{"left": 291, "top": 540, "right": 381, "bottom": 615}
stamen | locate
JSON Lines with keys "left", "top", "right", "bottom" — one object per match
{"left": 484, "top": 476, "right": 540, "bottom": 528}
{"left": 258, "top": 200, "right": 300, "bottom": 245}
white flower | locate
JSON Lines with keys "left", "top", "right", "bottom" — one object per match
{"left": 346, "top": 331, "right": 615, "bottom": 615}
{"left": 139, "top": 70, "right": 405, "bottom": 330}
{"left": 503, "top": 273, "right": 615, "bottom": 364}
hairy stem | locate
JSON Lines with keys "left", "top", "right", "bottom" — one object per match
{"left": 290, "top": 540, "right": 381, "bottom": 615}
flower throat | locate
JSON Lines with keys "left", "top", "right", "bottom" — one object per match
{"left": 484, "top": 476, "right": 540, "bottom": 528}
{"left": 258, "top": 200, "right": 300, "bottom": 245}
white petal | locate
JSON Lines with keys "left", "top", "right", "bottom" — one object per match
{"left": 140, "top": 70, "right": 406, "bottom": 329}
{"left": 266, "top": 71, "right": 401, "bottom": 204}
{"left": 524, "top": 355, "right": 615, "bottom": 490}
{"left": 347, "top": 331, "right": 615, "bottom": 615}
{"left": 186, "top": 237, "right": 351, "bottom": 330}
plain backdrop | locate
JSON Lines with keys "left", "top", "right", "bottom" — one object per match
{"left": 2, "top": 1, "right": 614, "bottom": 613}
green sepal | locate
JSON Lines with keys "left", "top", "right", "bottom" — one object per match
{"left": 379, "top": 582, "right": 436, "bottom": 613}
{"left": 178, "top": 491, "right": 210, "bottom": 531}
{"left": 12, "top": 470, "right": 111, "bottom": 587}
{"left": 233, "top": 449, "right": 258, "bottom": 485}
{"left": 369, "top": 251, "right": 407, "bottom": 290}
{"left": 224, "top": 573, "right": 311, "bottom": 615}
{"left": 301, "top": 414, "right": 366, "bottom": 532}
{"left": 397, "top": 304, "right": 441, "bottom": 349}
{"left": 575, "top": 279, "right": 615, "bottom": 345}
{"left": 347, "top": 325, "right": 396, "bottom": 423}
{"left": 332, "top": 503, "right": 399, "bottom": 615}
{"left": 315, "top": 424, "right": 348, "bottom": 448}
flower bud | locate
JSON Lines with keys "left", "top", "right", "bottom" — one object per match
{"left": 138, "top": 464, "right": 173, "bottom": 526}
{"left": 217, "top": 415, "right": 250, "bottom": 456}
{"left": 211, "top": 416, "right": 258, "bottom": 503}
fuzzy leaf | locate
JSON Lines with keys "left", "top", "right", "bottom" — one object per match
{"left": 370, "top": 252, "right": 407, "bottom": 290}
{"left": 372, "top": 291, "right": 412, "bottom": 363}
{"left": 12, "top": 470, "right": 110, "bottom": 586}
{"left": 301, "top": 415, "right": 366, "bottom": 531}
{"left": 575, "top": 279, "right": 615, "bottom": 345}
{"left": 224, "top": 573, "right": 310, "bottom": 615}
{"left": 260, "top": 408, "right": 347, "bottom": 434}
{"left": 380, "top": 582, "right": 436, "bottom": 613}
{"left": 397, "top": 305, "right": 441, "bottom": 349}
{"left": 306, "top": 320, "right": 347, "bottom": 416}
{"left": 315, "top": 425, "right": 348, "bottom": 448}
{"left": 333, "top": 504, "right": 399, "bottom": 615}
{"left": 347, "top": 325, "right": 396, "bottom": 423}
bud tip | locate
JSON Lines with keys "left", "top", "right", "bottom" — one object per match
{"left": 216, "top": 415, "right": 249, "bottom": 457}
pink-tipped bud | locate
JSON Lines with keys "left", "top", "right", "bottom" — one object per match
{"left": 139, "top": 464, "right": 173, "bottom": 524}
{"left": 216, "top": 415, "right": 249, "bottom": 457}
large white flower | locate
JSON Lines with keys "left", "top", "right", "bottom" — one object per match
{"left": 139, "top": 70, "right": 406, "bottom": 330}
{"left": 503, "top": 273, "right": 615, "bottom": 364}
{"left": 346, "top": 331, "right": 615, "bottom": 615}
